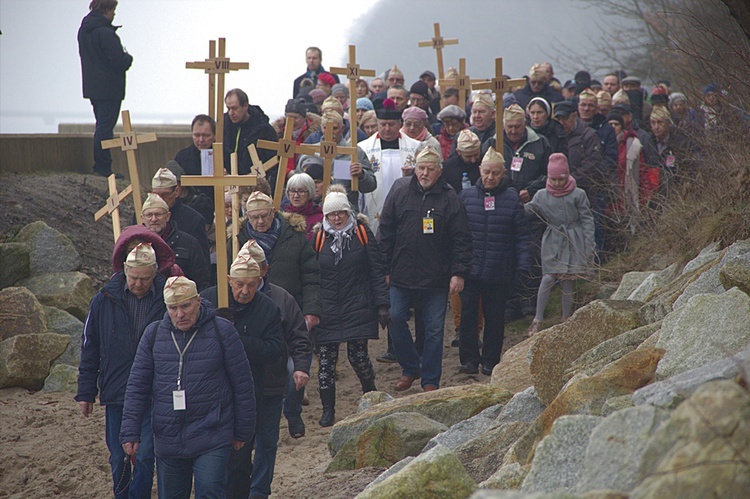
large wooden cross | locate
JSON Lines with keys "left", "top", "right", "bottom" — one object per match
{"left": 437, "top": 58, "right": 481, "bottom": 111}
{"left": 228, "top": 152, "right": 242, "bottom": 260}
{"left": 94, "top": 174, "right": 133, "bottom": 243}
{"left": 257, "top": 117, "right": 317, "bottom": 210}
{"left": 472, "top": 58, "right": 527, "bottom": 153}
{"left": 247, "top": 144, "right": 277, "bottom": 179}
{"left": 180, "top": 143, "right": 257, "bottom": 308}
{"left": 330, "top": 44, "right": 375, "bottom": 192}
{"left": 101, "top": 110, "right": 156, "bottom": 225}
{"left": 186, "top": 38, "right": 249, "bottom": 143}
{"left": 418, "top": 23, "right": 458, "bottom": 80}
{"left": 307, "top": 123, "right": 357, "bottom": 200}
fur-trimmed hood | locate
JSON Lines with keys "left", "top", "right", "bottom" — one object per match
{"left": 280, "top": 211, "right": 308, "bottom": 233}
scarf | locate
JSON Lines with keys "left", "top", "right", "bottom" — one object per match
{"left": 285, "top": 202, "right": 323, "bottom": 239}
{"left": 546, "top": 175, "right": 577, "bottom": 197}
{"left": 402, "top": 126, "right": 428, "bottom": 142}
{"left": 323, "top": 213, "right": 356, "bottom": 265}
{"left": 246, "top": 215, "right": 281, "bottom": 258}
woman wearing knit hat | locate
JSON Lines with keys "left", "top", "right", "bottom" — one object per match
{"left": 311, "top": 185, "right": 390, "bottom": 426}
{"left": 401, "top": 106, "right": 443, "bottom": 160}
{"left": 524, "top": 153, "right": 595, "bottom": 336}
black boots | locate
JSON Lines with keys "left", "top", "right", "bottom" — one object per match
{"left": 360, "top": 377, "right": 377, "bottom": 394}
{"left": 319, "top": 388, "right": 336, "bottom": 427}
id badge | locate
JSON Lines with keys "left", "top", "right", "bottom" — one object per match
{"left": 511, "top": 157, "right": 523, "bottom": 172}
{"left": 423, "top": 217, "right": 434, "bottom": 234}
{"left": 665, "top": 155, "right": 675, "bottom": 168}
{"left": 484, "top": 196, "right": 495, "bottom": 211}
{"left": 173, "top": 390, "right": 186, "bottom": 411}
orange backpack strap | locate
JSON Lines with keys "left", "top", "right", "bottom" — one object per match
{"left": 314, "top": 229, "right": 325, "bottom": 253}
{"left": 355, "top": 223, "right": 369, "bottom": 246}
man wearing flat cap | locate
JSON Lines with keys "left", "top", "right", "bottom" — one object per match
{"left": 120, "top": 276, "right": 255, "bottom": 498}
{"left": 77, "top": 243, "right": 165, "bottom": 498}
{"left": 150, "top": 166, "right": 210, "bottom": 266}
{"left": 378, "top": 146, "right": 472, "bottom": 392}
{"left": 201, "top": 252, "right": 284, "bottom": 499}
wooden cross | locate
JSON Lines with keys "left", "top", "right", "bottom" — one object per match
{"left": 330, "top": 44, "right": 375, "bottom": 192}
{"left": 437, "top": 58, "right": 481, "bottom": 111}
{"left": 101, "top": 110, "right": 156, "bottom": 225}
{"left": 94, "top": 174, "right": 133, "bottom": 244}
{"left": 228, "top": 152, "right": 242, "bottom": 260}
{"left": 186, "top": 37, "right": 249, "bottom": 143}
{"left": 418, "top": 23, "right": 458, "bottom": 80}
{"left": 257, "top": 117, "right": 318, "bottom": 211}
{"left": 307, "top": 123, "right": 357, "bottom": 200}
{"left": 180, "top": 143, "right": 257, "bottom": 308}
{"left": 472, "top": 58, "right": 527, "bottom": 153}
{"left": 247, "top": 144, "right": 277, "bottom": 179}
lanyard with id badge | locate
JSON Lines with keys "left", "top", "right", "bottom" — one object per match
{"left": 510, "top": 156, "right": 523, "bottom": 172}
{"left": 170, "top": 329, "right": 198, "bottom": 411}
{"left": 484, "top": 192, "right": 495, "bottom": 211}
{"left": 423, "top": 209, "right": 435, "bottom": 234}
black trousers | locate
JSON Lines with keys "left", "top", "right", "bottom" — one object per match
{"left": 91, "top": 98, "right": 121, "bottom": 174}
{"left": 459, "top": 278, "right": 510, "bottom": 369}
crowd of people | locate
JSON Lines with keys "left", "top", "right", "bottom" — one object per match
{"left": 77, "top": 0, "right": 746, "bottom": 497}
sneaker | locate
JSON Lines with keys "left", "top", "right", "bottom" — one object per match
{"left": 458, "top": 362, "right": 478, "bottom": 375}
{"left": 376, "top": 352, "right": 398, "bottom": 363}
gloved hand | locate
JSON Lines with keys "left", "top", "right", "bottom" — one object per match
{"left": 377, "top": 305, "right": 391, "bottom": 329}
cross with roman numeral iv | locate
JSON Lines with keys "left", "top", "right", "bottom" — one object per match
{"left": 101, "top": 110, "right": 157, "bottom": 224}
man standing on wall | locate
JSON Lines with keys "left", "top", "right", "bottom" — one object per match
{"left": 78, "top": 0, "right": 133, "bottom": 178}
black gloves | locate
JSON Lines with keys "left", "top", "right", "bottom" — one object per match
{"left": 377, "top": 305, "right": 391, "bottom": 329}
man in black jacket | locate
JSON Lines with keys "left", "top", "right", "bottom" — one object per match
{"left": 378, "top": 146, "right": 472, "bottom": 392}
{"left": 173, "top": 115, "right": 218, "bottom": 225}
{"left": 223, "top": 88, "right": 278, "bottom": 182}
{"left": 200, "top": 252, "right": 284, "bottom": 499}
{"left": 292, "top": 47, "right": 339, "bottom": 99}
{"left": 77, "top": 0, "right": 132, "bottom": 178}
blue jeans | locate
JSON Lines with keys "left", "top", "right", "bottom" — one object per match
{"left": 105, "top": 404, "right": 154, "bottom": 499}
{"left": 90, "top": 99, "right": 121, "bottom": 174}
{"left": 389, "top": 286, "right": 448, "bottom": 388}
{"left": 250, "top": 394, "right": 284, "bottom": 498}
{"left": 283, "top": 356, "right": 307, "bottom": 420}
{"left": 157, "top": 445, "right": 231, "bottom": 499}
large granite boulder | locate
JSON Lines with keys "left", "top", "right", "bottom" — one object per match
{"left": 14, "top": 221, "right": 82, "bottom": 276}
{"left": 0, "top": 243, "right": 30, "bottom": 289}
{"left": 355, "top": 444, "right": 476, "bottom": 499}
{"left": 495, "top": 387, "right": 546, "bottom": 425}
{"left": 329, "top": 385, "right": 512, "bottom": 456}
{"left": 719, "top": 259, "right": 750, "bottom": 296}
{"left": 17, "top": 272, "right": 94, "bottom": 321}
{"left": 529, "top": 300, "right": 643, "bottom": 405}
{"left": 656, "top": 287, "right": 750, "bottom": 379}
{"left": 0, "top": 333, "right": 70, "bottom": 389}
{"left": 423, "top": 403, "right": 504, "bottom": 452}
{"left": 520, "top": 415, "right": 603, "bottom": 493}
{"left": 0, "top": 287, "right": 48, "bottom": 341}
{"left": 477, "top": 462, "right": 528, "bottom": 491}
{"left": 455, "top": 421, "right": 530, "bottom": 484}
{"left": 491, "top": 337, "right": 534, "bottom": 394}
{"left": 44, "top": 306, "right": 83, "bottom": 367}
{"left": 680, "top": 242, "right": 721, "bottom": 274}
{"left": 353, "top": 412, "right": 447, "bottom": 468}
{"left": 42, "top": 364, "right": 79, "bottom": 392}
{"left": 630, "top": 380, "right": 750, "bottom": 498}
{"left": 609, "top": 271, "right": 653, "bottom": 300}
{"left": 575, "top": 405, "right": 671, "bottom": 494}
{"left": 357, "top": 391, "right": 394, "bottom": 413}
{"left": 633, "top": 347, "right": 750, "bottom": 409}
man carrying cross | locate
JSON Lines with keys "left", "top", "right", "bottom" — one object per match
{"left": 173, "top": 114, "right": 219, "bottom": 224}
{"left": 78, "top": 0, "right": 133, "bottom": 178}
{"left": 223, "top": 88, "right": 278, "bottom": 179}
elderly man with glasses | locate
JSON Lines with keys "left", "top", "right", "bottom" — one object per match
{"left": 513, "top": 63, "right": 564, "bottom": 110}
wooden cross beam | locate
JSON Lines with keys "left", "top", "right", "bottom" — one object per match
{"left": 472, "top": 58, "right": 527, "bottom": 154}
{"left": 330, "top": 44, "right": 375, "bottom": 192}
{"left": 101, "top": 110, "right": 156, "bottom": 225}
{"left": 94, "top": 174, "right": 133, "bottom": 244}
{"left": 186, "top": 37, "right": 249, "bottom": 142}
{"left": 229, "top": 152, "right": 242, "bottom": 260}
{"left": 247, "top": 144, "right": 277, "bottom": 179}
{"left": 437, "top": 58, "right": 483, "bottom": 111}
{"left": 257, "top": 117, "right": 319, "bottom": 211}
{"left": 180, "top": 143, "right": 257, "bottom": 308}
{"left": 309, "top": 123, "right": 357, "bottom": 201}
{"left": 417, "top": 23, "right": 458, "bottom": 80}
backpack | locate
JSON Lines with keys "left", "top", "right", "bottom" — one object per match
{"left": 314, "top": 223, "right": 368, "bottom": 253}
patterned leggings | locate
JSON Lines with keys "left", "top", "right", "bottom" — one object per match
{"left": 318, "top": 339, "right": 375, "bottom": 390}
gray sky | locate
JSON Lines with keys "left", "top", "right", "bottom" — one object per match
{"left": 0, "top": 0, "right": 620, "bottom": 133}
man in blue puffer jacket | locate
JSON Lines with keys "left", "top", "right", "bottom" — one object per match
{"left": 76, "top": 242, "right": 165, "bottom": 499}
{"left": 120, "top": 276, "right": 255, "bottom": 499}
{"left": 458, "top": 147, "right": 531, "bottom": 376}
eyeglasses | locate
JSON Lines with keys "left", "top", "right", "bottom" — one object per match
{"left": 288, "top": 189, "right": 309, "bottom": 197}
{"left": 248, "top": 210, "right": 274, "bottom": 222}
{"left": 326, "top": 211, "right": 348, "bottom": 220}
{"left": 142, "top": 211, "right": 168, "bottom": 219}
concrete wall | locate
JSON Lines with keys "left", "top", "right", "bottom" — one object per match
{"left": 0, "top": 133, "right": 193, "bottom": 189}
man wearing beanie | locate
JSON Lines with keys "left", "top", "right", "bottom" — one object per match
{"left": 120, "top": 276, "right": 256, "bottom": 498}
{"left": 223, "top": 88, "right": 278, "bottom": 183}
{"left": 141, "top": 193, "right": 211, "bottom": 291}
{"left": 150, "top": 166, "right": 210, "bottom": 266}
{"left": 293, "top": 46, "right": 339, "bottom": 99}
{"left": 201, "top": 253, "right": 284, "bottom": 499}
{"left": 359, "top": 98, "right": 421, "bottom": 235}
{"left": 378, "top": 146, "right": 472, "bottom": 392}
{"left": 408, "top": 80, "right": 437, "bottom": 125}
{"left": 77, "top": 242, "right": 165, "bottom": 498}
